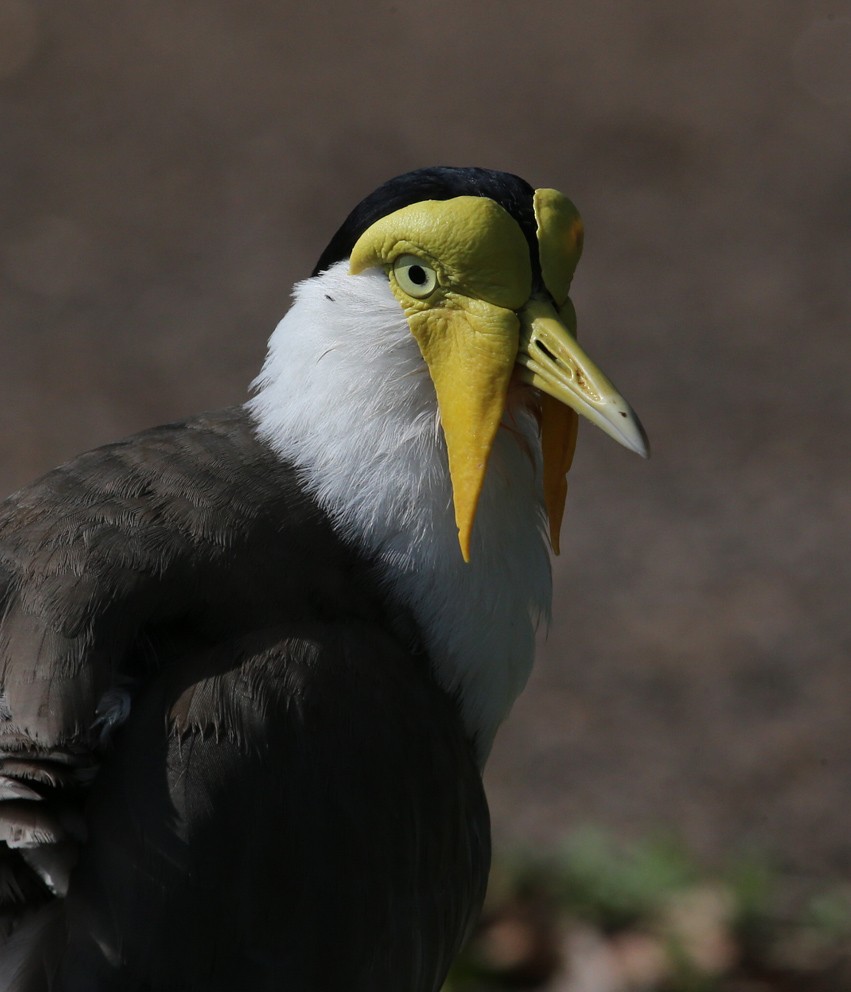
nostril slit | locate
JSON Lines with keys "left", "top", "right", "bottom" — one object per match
{"left": 535, "top": 341, "right": 558, "bottom": 363}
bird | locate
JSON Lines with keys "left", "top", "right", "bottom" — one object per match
{"left": 0, "top": 166, "right": 647, "bottom": 991}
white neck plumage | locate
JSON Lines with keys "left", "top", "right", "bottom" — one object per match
{"left": 247, "top": 262, "right": 553, "bottom": 763}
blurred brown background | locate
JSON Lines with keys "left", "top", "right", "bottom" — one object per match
{"left": 1, "top": 1, "right": 849, "bottom": 879}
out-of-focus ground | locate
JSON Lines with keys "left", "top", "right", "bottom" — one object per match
{"left": 1, "top": 1, "right": 849, "bottom": 879}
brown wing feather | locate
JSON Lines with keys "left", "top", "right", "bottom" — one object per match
{"left": 0, "top": 407, "right": 489, "bottom": 991}
{"left": 54, "top": 622, "right": 488, "bottom": 991}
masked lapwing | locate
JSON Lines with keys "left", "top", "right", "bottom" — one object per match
{"left": 0, "top": 166, "right": 647, "bottom": 991}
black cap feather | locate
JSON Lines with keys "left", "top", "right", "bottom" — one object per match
{"left": 313, "top": 166, "right": 543, "bottom": 282}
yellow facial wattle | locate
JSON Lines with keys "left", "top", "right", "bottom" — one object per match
{"left": 349, "top": 189, "right": 647, "bottom": 561}
{"left": 350, "top": 196, "right": 531, "bottom": 561}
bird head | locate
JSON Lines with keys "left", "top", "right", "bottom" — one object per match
{"left": 314, "top": 167, "right": 648, "bottom": 561}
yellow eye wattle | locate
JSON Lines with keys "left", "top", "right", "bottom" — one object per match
{"left": 392, "top": 255, "right": 438, "bottom": 298}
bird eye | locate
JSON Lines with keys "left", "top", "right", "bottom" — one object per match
{"left": 392, "top": 255, "right": 438, "bottom": 298}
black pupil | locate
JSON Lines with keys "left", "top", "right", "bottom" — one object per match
{"left": 408, "top": 265, "right": 427, "bottom": 286}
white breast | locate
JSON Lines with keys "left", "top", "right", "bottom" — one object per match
{"left": 248, "top": 263, "right": 552, "bottom": 762}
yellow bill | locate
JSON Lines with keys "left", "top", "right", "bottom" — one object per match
{"left": 529, "top": 189, "right": 647, "bottom": 551}
{"left": 517, "top": 297, "right": 649, "bottom": 458}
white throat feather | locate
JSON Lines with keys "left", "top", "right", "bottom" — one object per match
{"left": 247, "top": 263, "right": 552, "bottom": 762}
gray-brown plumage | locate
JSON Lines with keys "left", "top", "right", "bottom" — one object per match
{"left": 0, "top": 408, "right": 488, "bottom": 991}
